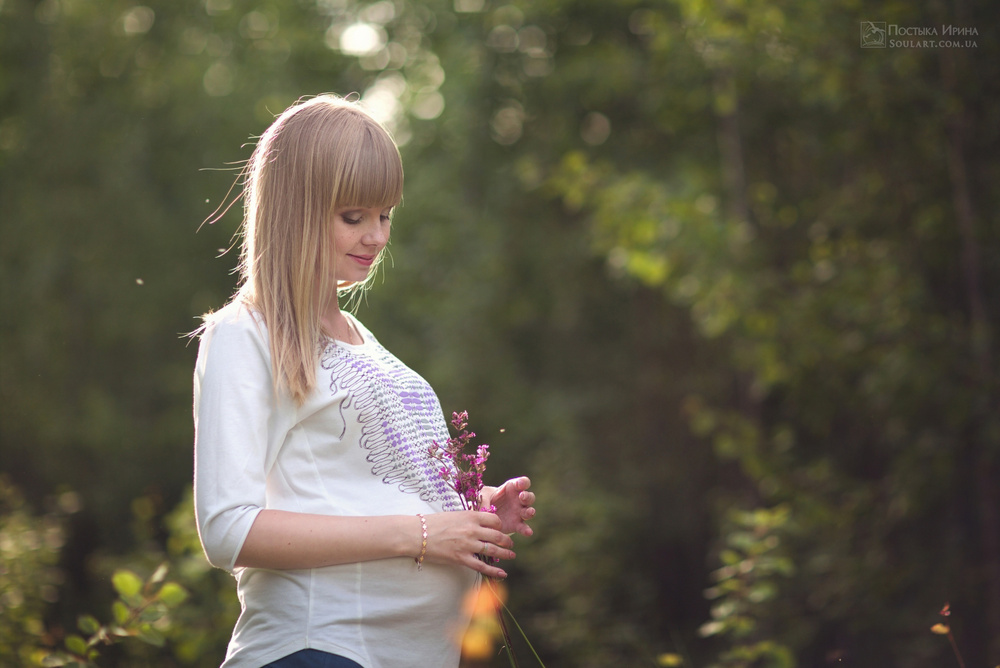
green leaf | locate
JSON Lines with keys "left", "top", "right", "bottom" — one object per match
{"left": 138, "top": 603, "right": 166, "bottom": 623}
{"left": 747, "top": 582, "right": 776, "bottom": 603}
{"left": 719, "top": 549, "right": 742, "bottom": 566}
{"left": 77, "top": 614, "right": 100, "bottom": 635}
{"left": 64, "top": 635, "right": 88, "bottom": 656}
{"left": 111, "top": 570, "right": 143, "bottom": 599}
{"left": 111, "top": 601, "right": 130, "bottom": 626}
{"left": 136, "top": 625, "right": 166, "bottom": 647}
{"left": 158, "top": 581, "right": 189, "bottom": 608}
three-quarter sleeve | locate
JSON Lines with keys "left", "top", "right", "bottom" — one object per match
{"left": 193, "top": 308, "right": 279, "bottom": 572}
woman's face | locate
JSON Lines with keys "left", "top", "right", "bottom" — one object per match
{"left": 332, "top": 205, "right": 392, "bottom": 284}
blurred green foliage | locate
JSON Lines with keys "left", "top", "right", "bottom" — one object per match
{"left": 40, "top": 563, "right": 190, "bottom": 667}
{"left": 1, "top": 0, "right": 997, "bottom": 666}
{"left": 0, "top": 477, "right": 67, "bottom": 665}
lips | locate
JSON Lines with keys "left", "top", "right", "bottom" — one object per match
{"left": 348, "top": 254, "right": 376, "bottom": 267}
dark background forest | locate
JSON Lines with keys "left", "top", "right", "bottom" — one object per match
{"left": 1, "top": 0, "right": 998, "bottom": 666}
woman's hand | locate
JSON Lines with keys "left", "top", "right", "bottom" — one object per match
{"left": 423, "top": 510, "right": 515, "bottom": 579}
{"left": 482, "top": 476, "right": 536, "bottom": 537}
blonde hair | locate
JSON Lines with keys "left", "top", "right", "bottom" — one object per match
{"left": 222, "top": 95, "right": 403, "bottom": 404}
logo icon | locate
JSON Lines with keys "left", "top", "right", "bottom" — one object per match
{"left": 861, "top": 21, "right": 887, "bottom": 48}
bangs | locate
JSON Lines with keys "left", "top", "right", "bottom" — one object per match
{"left": 334, "top": 124, "right": 404, "bottom": 210}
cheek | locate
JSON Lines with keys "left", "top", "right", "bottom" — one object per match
{"left": 332, "top": 227, "right": 354, "bottom": 252}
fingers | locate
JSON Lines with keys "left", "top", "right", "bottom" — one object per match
{"left": 419, "top": 479, "right": 538, "bottom": 577}
{"left": 505, "top": 477, "right": 531, "bottom": 498}
{"left": 478, "top": 509, "right": 502, "bottom": 526}
{"left": 507, "top": 478, "right": 535, "bottom": 511}
{"left": 477, "top": 539, "right": 515, "bottom": 561}
{"left": 468, "top": 554, "right": 507, "bottom": 579}
{"left": 480, "top": 529, "right": 515, "bottom": 553}
{"left": 468, "top": 539, "right": 512, "bottom": 579}
{"left": 423, "top": 511, "right": 516, "bottom": 576}
{"left": 489, "top": 477, "right": 537, "bottom": 537}
{"left": 511, "top": 484, "right": 536, "bottom": 535}
{"left": 468, "top": 526, "right": 517, "bottom": 575}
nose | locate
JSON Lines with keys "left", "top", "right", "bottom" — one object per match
{"left": 364, "top": 220, "right": 389, "bottom": 248}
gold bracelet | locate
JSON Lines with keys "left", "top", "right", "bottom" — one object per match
{"left": 415, "top": 513, "right": 428, "bottom": 570}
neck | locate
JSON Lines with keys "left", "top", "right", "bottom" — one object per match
{"left": 321, "top": 306, "right": 360, "bottom": 345}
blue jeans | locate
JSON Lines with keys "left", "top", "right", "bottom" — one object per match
{"left": 262, "top": 649, "right": 364, "bottom": 668}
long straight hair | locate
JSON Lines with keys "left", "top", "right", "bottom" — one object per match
{"left": 220, "top": 95, "right": 403, "bottom": 404}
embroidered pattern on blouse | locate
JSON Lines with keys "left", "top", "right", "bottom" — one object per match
{"left": 320, "top": 341, "right": 462, "bottom": 511}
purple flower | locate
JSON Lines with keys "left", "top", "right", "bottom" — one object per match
{"left": 427, "top": 411, "right": 493, "bottom": 512}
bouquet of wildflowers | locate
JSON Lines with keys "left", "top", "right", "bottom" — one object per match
{"left": 428, "top": 411, "right": 495, "bottom": 514}
{"left": 428, "top": 411, "right": 545, "bottom": 667}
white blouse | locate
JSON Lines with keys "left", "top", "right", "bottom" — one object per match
{"left": 193, "top": 302, "right": 476, "bottom": 668}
